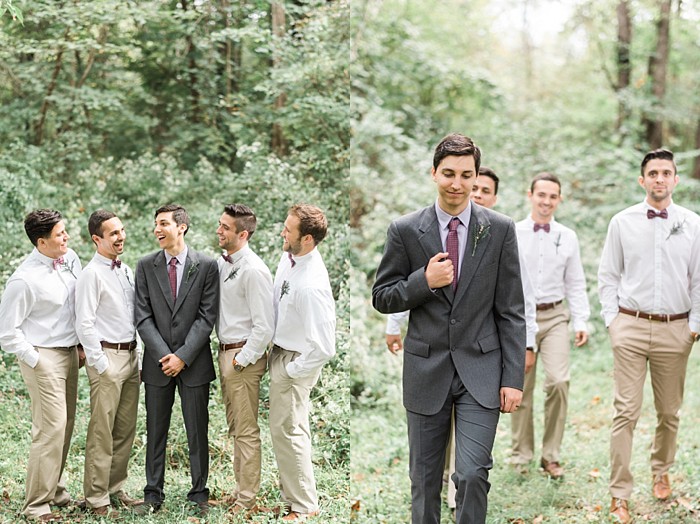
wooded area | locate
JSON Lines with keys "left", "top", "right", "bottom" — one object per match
{"left": 0, "top": 1, "right": 349, "bottom": 522}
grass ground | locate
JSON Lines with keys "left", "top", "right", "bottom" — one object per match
{"left": 0, "top": 356, "right": 349, "bottom": 524}
{"left": 350, "top": 315, "right": 700, "bottom": 523}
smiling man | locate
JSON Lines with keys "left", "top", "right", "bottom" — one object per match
{"left": 598, "top": 149, "right": 700, "bottom": 523}
{"left": 0, "top": 209, "right": 83, "bottom": 522}
{"left": 215, "top": 204, "right": 274, "bottom": 517}
{"left": 134, "top": 204, "right": 219, "bottom": 517}
{"left": 511, "top": 172, "right": 590, "bottom": 480}
{"left": 373, "top": 134, "right": 525, "bottom": 524}
{"left": 76, "top": 210, "right": 141, "bottom": 518}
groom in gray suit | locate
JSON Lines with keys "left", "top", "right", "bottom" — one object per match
{"left": 372, "top": 134, "right": 526, "bottom": 524}
{"left": 134, "top": 204, "right": 219, "bottom": 516}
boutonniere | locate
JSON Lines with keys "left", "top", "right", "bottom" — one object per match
{"left": 224, "top": 267, "right": 239, "bottom": 282}
{"left": 471, "top": 223, "right": 491, "bottom": 256}
{"left": 62, "top": 259, "right": 77, "bottom": 279}
{"left": 280, "top": 280, "right": 290, "bottom": 299}
{"left": 553, "top": 232, "right": 562, "bottom": 254}
{"left": 667, "top": 218, "right": 686, "bottom": 240}
{"left": 185, "top": 261, "right": 199, "bottom": 283}
{"left": 123, "top": 267, "right": 133, "bottom": 287}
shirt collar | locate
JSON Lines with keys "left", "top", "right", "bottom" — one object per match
{"left": 434, "top": 200, "right": 471, "bottom": 230}
{"left": 93, "top": 252, "right": 117, "bottom": 266}
{"left": 165, "top": 246, "right": 188, "bottom": 266}
{"left": 642, "top": 199, "right": 674, "bottom": 214}
{"left": 33, "top": 247, "right": 63, "bottom": 269}
{"left": 524, "top": 215, "right": 557, "bottom": 228}
{"left": 231, "top": 244, "right": 250, "bottom": 264}
{"left": 289, "top": 247, "right": 317, "bottom": 267}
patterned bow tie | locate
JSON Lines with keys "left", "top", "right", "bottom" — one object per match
{"left": 53, "top": 257, "right": 65, "bottom": 270}
{"left": 533, "top": 223, "right": 550, "bottom": 233}
{"left": 288, "top": 252, "right": 296, "bottom": 268}
{"left": 222, "top": 253, "right": 233, "bottom": 264}
{"left": 111, "top": 258, "right": 122, "bottom": 270}
{"left": 647, "top": 209, "right": 668, "bottom": 219}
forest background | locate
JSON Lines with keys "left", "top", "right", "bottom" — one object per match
{"left": 350, "top": 0, "right": 700, "bottom": 523}
{"left": 0, "top": 1, "right": 349, "bottom": 523}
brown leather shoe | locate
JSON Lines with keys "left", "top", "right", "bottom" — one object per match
{"left": 111, "top": 490, "right": 143, "bottom": 507}
{"left": 91, "top": 505, "right": 120, "bottom": 518}
{"left": 540, "top": 458, "right": 564, "bottom": 479}
{"left": 610, "top": 498, "right": 631, "bottom": 523}
{"left": 652, "top": 473, "right": 672, "bottom": 500}
{"left": 33, "top": 513, "right": 62, "bottom": 523}
{"left": 281, "top": 510, "right": 320, "bottom": 521}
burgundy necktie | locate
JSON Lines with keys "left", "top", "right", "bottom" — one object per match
{"left": 447, "top": 217, "right": 460, "bottom": 291}
{"left": 647, "top": 209, "right": 668, "bottom": 219}
{"left": 53, "top": 257, "right": 64, "bottom": 270}
{"left": 111, "top": 258, "right": 122, "bottom": 270}
{"left": 288, "top": 252, "right": 296, "bottom": 268}
{"left": 222, "top": 253, "right": 233, "bottom": 264}
{"left": 533, "top": 223, "right": 551, "bottom": 233}
{"left": 168, "top": 257, "right": 178, "bottom": 300}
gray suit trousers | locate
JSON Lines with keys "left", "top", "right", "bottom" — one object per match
{"left": 407, "top": 371, "right": 499, "bottom": 524}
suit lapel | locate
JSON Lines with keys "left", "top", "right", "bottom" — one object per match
{"left": 417, "top": 206, "right": 454, "bottom": 303}
{"left": 154, "top": 251, "right": 176, "bottom": 311}
{"left": 173, "top": 250, "right": 198, "bottom": 316}
{"left": 454, "top": 205, "right": 491, "bottom": 307}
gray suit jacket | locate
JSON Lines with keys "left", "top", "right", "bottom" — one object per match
{"left": 135, "top": 248, "right": 219, "bottom": 387}
{"left": 372, "top": 204, "right": 526, "bottom": 415}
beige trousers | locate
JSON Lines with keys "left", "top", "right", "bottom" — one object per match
{"left": 268, "top": 347, "right": 321, "bottom": 514}
{"left": 608, "top": 313, "right": 693, "bottom": 499}
{"left": 218, "top": 350, "right": 267, "bottom": 509}
{"left": 19, "top": 346, "right": 79, "bottom": 518}
{"left": 84, "top": 348, "right": 139, "bottom": 508}
{"left": 511, "top": 303, "right": 571, "bottom": 464}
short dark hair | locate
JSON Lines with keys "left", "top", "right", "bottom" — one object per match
{"left": 24, "top": 209, "right": 63, "bottom": 246}
{"left": 477, "top": 166, "right": 500, "bottom": 195}
{"left": 432, "top": 133, "right": 481, "bottom": 172}
{"left": 530, "top": 172, "right": 561, "bottom": 194}
{"left": 288, "top": 204, "right": 327, "bottom": 245}
{"left": 641, "top": 148, "right": 676, "bottom": 177}
{"left": 223, "top": 204, "right": 257, "bottom": 239}
{"left": 88, "top": 209, "right": 117, "bottom": 239}
{"left": 155, "top": 204, "right": 190, "bottom": 235}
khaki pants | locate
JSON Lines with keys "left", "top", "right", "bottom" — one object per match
{"left": 511, "top": 303, "right": 570, "bottom": 464}
{"left": 608, "top": 313, "right": 693, "bottom": 499}
{"left": 218, "top": 350, "right": 267, "bottom": 509}
{"left": 84, "top": 348, "right": 140, "bottom": 508}
{"left": 268, "top": 347, "right": 321, "bottom": 514}
{"left": 19, "top": 346, "right": 79, "bottom": 518}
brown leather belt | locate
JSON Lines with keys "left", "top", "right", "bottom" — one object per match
{"left": 536, "top": 300, "right": 563, "bottom": 311}
{"left": 101, "top": 340, "right": 137, "bottom": 351}
{"left": 618, "top": 307, "right": 689, "bottom": 323}
{"left": 219, "top": 341, "right": 247, "bottom": 351}
{"left": 46, "top": 344, "right": 82, "bottom": 351}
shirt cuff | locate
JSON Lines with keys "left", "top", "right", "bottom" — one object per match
{"left": 21, "top": 348, "right": 39, "bottom": 368}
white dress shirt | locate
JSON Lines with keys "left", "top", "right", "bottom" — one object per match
{"left": 75, "top": 253, "right": 139, "bottom": 374}
{"left": 0, "top": 248, "right": 82, "bottom": 368}
{"left": 386, "top": 245, "right": 540, "bottom": 348}
{"left": 217, "top": 245, "right": 274, "bottom": 367}
{"left": 516, "top": 216, "right": 590, "bottom": 333}
{"left": 598, "top": 200, "right": 700, "bottom": 331}
{"left": 273, "top": 247, "right": 336, "bottom": 378}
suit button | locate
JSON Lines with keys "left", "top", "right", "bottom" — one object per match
{"left": 173, "top": 322, "right": 178, "bottom": 327}
{"left": 450, "top": 319, "right": 456, "bottom": 325}
{"left": 451, "top": 346, "right": 456, "bottom": 351}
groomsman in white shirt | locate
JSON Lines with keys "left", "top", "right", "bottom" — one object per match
{"left": 0, "top": 209, "right": 83, "bottom": 522}
{"left": 270, "top": 204, "right": 336, "bottom": 521}
{"left": 598, "top": 149, "right": 700, "bottom": 524}
{"left": 511, "top": 172, "right": 590, "bottom": 479}
{"left": 215, "top": 204, "right": 274, "bottom": 516}
{"left": 75, "top": 210, "right": 141, "bottom": 518}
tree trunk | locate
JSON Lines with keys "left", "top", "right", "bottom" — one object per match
{"left": 181, "top": 0, "right": 201, "bottom": 123}
{"left": 693, "top": 118, "right": 700, "bottom": 180}
{"left": 615, "top": 0, "right": 631, "bottom": 131}
{"left": 271, "top": 1, "right": 288, "bottom": 156}
{"left": 643, "top": 0, "right": 671, "bottom": 149}
{"left": 33, "top": 32, "right": 68, "bottom": 145}
{"left": 521, "top": 0, "right": 533, "bottom": 96}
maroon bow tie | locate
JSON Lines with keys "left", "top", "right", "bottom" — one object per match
{"left": 533, "top": 223, "right": 550, "bottom": 233}
{"left": 111, "top": 258, "right": 122, "bottom": 270}
{"left": 288, "top": 252, "right": 296, "bottom": 268}
{"left": 647, "top": 209, "right": 668, "bottom": 219}
{"left": 222, "top": 253, "right": 233, "bottom": 264}
{"left": 53, "top": 257, "right": 65, "bottom": 270}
